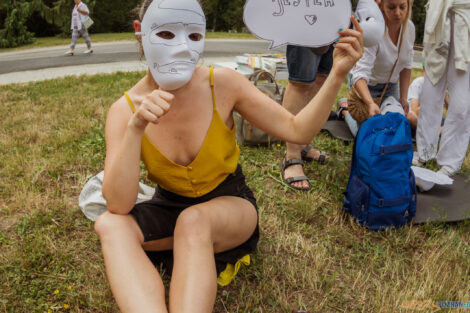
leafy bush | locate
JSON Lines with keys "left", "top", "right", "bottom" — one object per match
{"left": 0, "top": 4, "right": 35, "bottom": 48}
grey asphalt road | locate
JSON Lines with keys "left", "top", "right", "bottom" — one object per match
{"left": 0, "top": 39, "right": 285, "bottom": 75}
{"left": 0, "top": 39, "right": 423, "bottom": 85}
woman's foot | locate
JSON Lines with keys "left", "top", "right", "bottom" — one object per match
{"left": 281, "top": 156, "right": 311, "bottom": 191}
{"left": 83, "top": 48, "right": 93, "bottom": 54}
{"left": 301, "top": 144, "right": 329, "bottom": 164}
{"left": 64, "top": 50, "right": 74, "bottom": 56}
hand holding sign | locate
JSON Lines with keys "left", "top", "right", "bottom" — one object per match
{"left": 244, "top": 0, "right": 352, "bottom": 48}
{"left": 332, "top": 16, "right": 364, "bottom": 77}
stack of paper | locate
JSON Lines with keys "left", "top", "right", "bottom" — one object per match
{"left": 235, "top": 54, "right": 288, "bottom": 80}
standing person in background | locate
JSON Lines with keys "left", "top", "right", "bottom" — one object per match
{"left": 64, "top": 0, "right": 93, "bottom": 56}
{"left": 280, "top": 45, "right": 333, "bottom": 191}
{"left": 414, "top": 0, "right": 470, "bottom": 177}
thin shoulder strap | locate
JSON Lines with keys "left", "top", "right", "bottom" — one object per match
{"left": 124, "top": 91, "right": 136, "bottom": 113}
{"left": 209, "top": 66, "right": 216, "bottom": 109}
{"left": 378, "top": 26, "right": 404, "bottom": 104}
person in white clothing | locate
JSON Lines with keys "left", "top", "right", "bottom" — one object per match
{"left": 338, "top": 0, "right": 415, "bottom": 137}
{"left": 407, "top": 63, "right": 449, "bottom": 134}
{"left": 406, "top": 73, "right": 423, "bottom": 130}
{"left": 64, "top": 0, "right": 93, "bottom": 56}
{"left": 415, "top": 0, "right": 470, "bottom": 177}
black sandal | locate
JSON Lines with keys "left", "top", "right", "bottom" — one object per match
{"left": 336, "top": 98, "right": 349, "bottom": 121}
{"left": 300, "top": 144, "right": 328, "bottom": 164}
{"left": 281, "top": 156, "right": 311, "bottom": 191}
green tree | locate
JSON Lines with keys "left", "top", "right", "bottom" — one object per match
{"left": 412, "top": 0, "right": 426, "bottom": 44}
{"left": 0, "top": 0, "right": 97, "bottom": 47}
{"left": 202, "top": 0, "right": 245, "bottom": 32}
{"left": 91, "top": 0, "right": 139, "bottom": 33}
{"left": 0, "top": 0, "right": 37, "bottom": 47}
{"left": 40, "top": 0, "right": 96, "bottom": 36}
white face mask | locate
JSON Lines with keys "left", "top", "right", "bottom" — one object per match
{"left": 355, "top": 0, "right": 385, "bottom": 47}
{"left": 138, "top": 0, "right": 206, "bottom": 90}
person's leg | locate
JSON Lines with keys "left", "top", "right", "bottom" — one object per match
{"left": 169, "top": 196, "right": 257, "bottom": 313}
{"left": 283, "top": 79, "right": 325, "bottom": 189}
{"left": 81, "top": 28, "right": 93, "bottom": 53}
{"left": 436, "top": 51, "right": 470, "bottom": 175}
{"left": 282, "top": 45, "right": 330, "bottom": 189}
{"left": 416, "top": 71, "right": 447, "bottom": 163}
{"left": 66, "top": 29, "right": 79, "bottom": 54}
{"left": 94, "top": 212, "right": 169, "bottom": 313}
{"left": 344, "top": 112, "right": 359, "bottom": 137}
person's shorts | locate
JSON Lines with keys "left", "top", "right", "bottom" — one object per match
{"left": 130, "top": 164, "right": 259, "bottom": 278}
{"left": 286, "top": 45, "right": 334, "bottom": 83}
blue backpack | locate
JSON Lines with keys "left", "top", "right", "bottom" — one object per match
{"left": 342, "top": 113, "right": 417, "bottom": 230}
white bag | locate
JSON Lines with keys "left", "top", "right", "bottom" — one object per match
{"left": 78, "top": 171, "right": 155, "bottom": 221}
{"left": 82, "top": 16, "right": 94, "bottom": 29}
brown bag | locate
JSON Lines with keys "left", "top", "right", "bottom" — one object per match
{"left": 347, "top": 32, "right": 404, "bottom": 124}
{"left": 233, "top": 70, "right": 284, "bottom": 145}
{"left": 347, "top": 86, "right": 382, "bottom": 124}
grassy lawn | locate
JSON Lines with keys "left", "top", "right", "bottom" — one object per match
{"left": 0, "top": 69, "right": 469, "bottom": 313}
{"left": 0, "top": 32, "right": 257, "bottom": 53}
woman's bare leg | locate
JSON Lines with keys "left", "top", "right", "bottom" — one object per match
{"left": 94, "top": 211, "right": 169, "bottom": 313}
{"left": 169, "top": 196, "right": 257, "bottom": 313}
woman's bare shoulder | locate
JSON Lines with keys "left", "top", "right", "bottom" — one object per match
{"left": 110, "top": 94, "right": 132, "bottom": 114}
{"left": 108, "top": 76, "right": 149, "bottom": 118}
{"left": 106, "top": 94, "right": 133, "bottom": 129}
{"left": 213, "top": 66, "right": 246, "bottom": 83}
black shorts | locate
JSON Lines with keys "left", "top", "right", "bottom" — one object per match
{"left": 130, "top": 165, "right": 259, "bottom": 275}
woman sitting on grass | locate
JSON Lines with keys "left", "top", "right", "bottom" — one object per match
{"left": 93, "top": 0, "right": 363, "bottom": 311}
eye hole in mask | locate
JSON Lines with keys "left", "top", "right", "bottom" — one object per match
{"left": 188, "top": 33, "right": 203, "bottom": 41}
{"left": 157, "top": 31, "right": 175, "bottom": 40}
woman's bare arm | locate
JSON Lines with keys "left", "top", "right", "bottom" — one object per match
{"left": 355, "top": 78, "right": 381, "bottom": 117}
{"left": 233, "top": 17, "right": 364, "bottom": 144}
{"left": 102, "top": 99, "right": 145, "bottom": 214}
{"left": 399, "top": 68, "right": 411, "bottom": 114}
{"left": 102, "top": 90, "right": 173, "bottom": 214}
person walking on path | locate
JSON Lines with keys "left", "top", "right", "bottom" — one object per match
{"left": 64, "top": 0, "right": 93, "bottom": 56}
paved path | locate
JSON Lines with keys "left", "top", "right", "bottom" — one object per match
{"left": 0, "top": 39, "right": 423, "bottom": 85}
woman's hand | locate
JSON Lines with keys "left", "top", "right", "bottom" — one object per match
{"left": 332, "top": 16, "right": 364, "bottom": 78}
{"left": 368, "top": 101, "right": 381, "bottom": 117}
{"left": 128, "top": 90, "right": 174, "bottom": 131}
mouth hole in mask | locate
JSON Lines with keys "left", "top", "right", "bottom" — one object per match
{"left": 157, "top": 31, "right": 175, "bottom": 40}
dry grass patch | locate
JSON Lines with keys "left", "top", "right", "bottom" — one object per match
{"left": 0, "top": 70, "right": 469, "bottom": 313}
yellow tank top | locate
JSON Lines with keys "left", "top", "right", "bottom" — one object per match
{"left": 124, "top": 67, "right": 240, "bottom": 198}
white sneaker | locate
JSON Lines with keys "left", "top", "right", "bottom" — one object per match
{"left": 64, "top": 50, "right": 74, "bottom": 56}
{"left": 83, "top": 49, "right": 93, "bottom": 54}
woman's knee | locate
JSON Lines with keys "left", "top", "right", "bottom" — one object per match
{"left": 174, "top": 206, "right": 212, "bottom": 245}
{"left": 94, "top": 211, "right": 142, "bottom": 242}
{"left": 94, "top": 212, "right": 114, "bottom": 238}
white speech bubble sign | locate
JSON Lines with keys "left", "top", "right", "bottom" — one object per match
{"left": 244, "top": 0, "right": 352, "bottom": 49}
